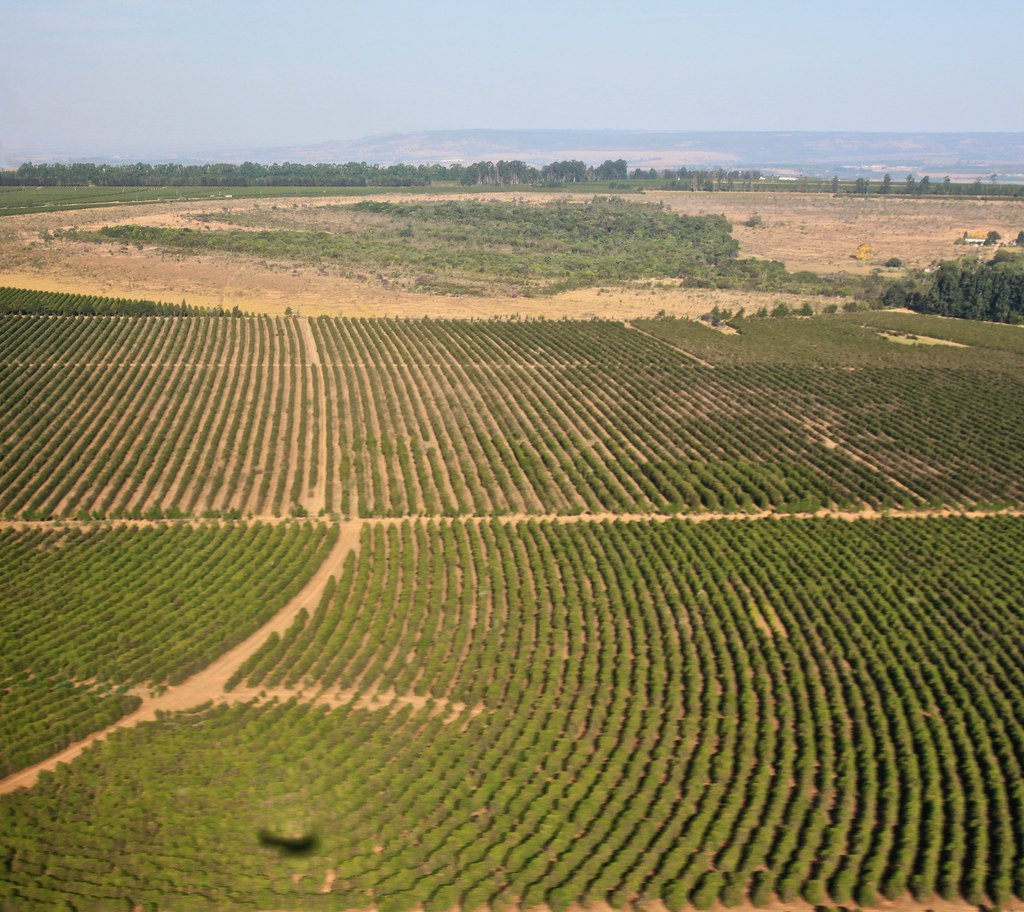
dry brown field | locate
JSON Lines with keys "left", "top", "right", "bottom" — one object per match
{"left": 648, "top": 190, "right": 1022, "bottom": 276}
{"left": 1, "top": 190, "right": 1020, "bottom": 319}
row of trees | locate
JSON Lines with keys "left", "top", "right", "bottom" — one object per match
{"left": 0, "top": 285, "right": 231, "bottom": 317}
{"left": 456, "top": 158, "right": 627, "bottom": 185}
{"left": 2, "top": 158, "right": 630, "bottom": 189}
{"left": 5, "top": 160, "right": 1022, "bottom": 196}
{"left": 314, "top": 314, "right": 1024, "bottom": 518}
{"left": 847, "top": 174, "right": 1024, "bottom": 197}
{"left": 4, "top": 308, "right": 1023, "bottom": 522}
{"left": 0, "top": 313, "right": 316, "bottom": 520}
{"left": 647, "top": 169, "right": 1024, "bottom": 198}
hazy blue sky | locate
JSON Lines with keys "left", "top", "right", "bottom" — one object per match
{"left": 2, "top": 0, "right": 1022, "bottom": 156}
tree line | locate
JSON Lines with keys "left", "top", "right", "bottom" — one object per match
{"left": 4, "top": 160, "right": 1021, "bottom": 196}
{"left": 0, "top": 159, "right": 629, "bottom": 189}
{"left": 883, "top": 254, "right": 1024, "bottom": 323}
{"left": 0, "top": 286, "right": 236, "bottom": 317}
{"left": 647, "top": 169, "right": 1024, "bottom": 198}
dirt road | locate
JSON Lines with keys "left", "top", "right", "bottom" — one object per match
{"left": 0, "top": 521, "right": 361, "bottom": 794}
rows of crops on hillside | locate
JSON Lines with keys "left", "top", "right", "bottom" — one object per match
{"left": 632, "top": 311, "right": 1024, "bottom": 367}
{"left": 0, "top": 521, "right": 336, "bottom": 776}
{"left": 315, "top": 316, "right": 1024, "bottom": 516}
{"left": 632, "top": 315, "right": 1024, "bottom": 507}
{"left": 0, "top": 314, "right": 319, "bottom": 518}
{"left": 742, "top": 362, "right": 1024, "bottom": 506}
{"left": 3, "top": 515, "right": 1023, "bottom": 911}
{"left": 854, "top": 309, "right": 1024, "bottom": 356}
{"left": 314, "top": 317, "right": 902, "bottom": 517}
{"left": 3, "top": 311, "right": 1024, "bottom": 521}
{"left": 0, "top": 286, "right": 213, "bottom": 317}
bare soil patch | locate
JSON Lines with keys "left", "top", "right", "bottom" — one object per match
{"left": 645, "top": 189, "right": 1024, "bottom": 274}
{"left": 877, "top": 329, "right": 968, "bottom": 347}
{"left": 703, "top": 319, "right": 740, "bottom": 334}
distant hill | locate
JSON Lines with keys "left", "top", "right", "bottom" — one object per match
{"left": 7, "top": 130, "right": 1024, "bottom": 181}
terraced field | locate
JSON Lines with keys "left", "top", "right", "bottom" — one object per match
{"left": 2, "top": 298, "right": 1024, "bottom": 912}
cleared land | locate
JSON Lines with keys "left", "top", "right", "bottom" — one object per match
{"left": 648, "top": 190, "right": 1024, "bottom": 275}
{"left": 1, "top": 190, "right": 1021, "bottom": 317}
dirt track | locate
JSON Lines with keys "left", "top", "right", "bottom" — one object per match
{"left": 2, "top": 504, "right": 1022, "bottom": 794}
{"left": 0, "top": 521, "right": 361, "bottom": 794}
{"left": 0, "top": 505, "right": 1020, "bottom": 535}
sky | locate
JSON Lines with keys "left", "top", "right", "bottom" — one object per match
{"left": 2, "top": 0, "right": 1023, "bottom": 158}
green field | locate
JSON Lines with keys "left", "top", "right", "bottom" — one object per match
{"left": 0, "top": 522, "right": 335, "bottom": 777}
{"left": 2, "top": 299, "right": 1024, "bottom": 911}
{"left": 3, "top": 517, "right": 1024, "bottom": 911}
{"left": 1, "top": 310, "right": 1023, "bottom": 522}
{"left": 0, "top": 185, "right": 388, "bottom": 217}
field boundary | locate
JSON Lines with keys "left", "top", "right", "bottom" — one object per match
{"left": 0, "top": 505, "right": 1022, "bottom": 535}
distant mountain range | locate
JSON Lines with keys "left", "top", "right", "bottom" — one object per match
{"left": 6, "top": 130, "right": 1024, "bottom": 180}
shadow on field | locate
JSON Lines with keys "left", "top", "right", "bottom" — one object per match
{"left": 257, "top": 828, "right": 320, "bottom": 856}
